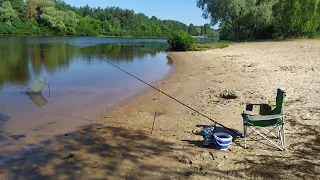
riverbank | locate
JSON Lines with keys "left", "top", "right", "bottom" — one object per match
{"left": 2, "top": 39, "right": 320, "bottom": 179}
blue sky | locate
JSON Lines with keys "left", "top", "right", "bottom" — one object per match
{"left": 65, "top": 0, "right": 216, "bottom": 27}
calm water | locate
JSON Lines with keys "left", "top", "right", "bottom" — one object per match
{"left": 0, "top": 36, "right": 172, "bottom": 157}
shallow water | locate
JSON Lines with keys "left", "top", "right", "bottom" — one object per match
{"left": 0, "top": 36, "right": 172, "bottom": 156}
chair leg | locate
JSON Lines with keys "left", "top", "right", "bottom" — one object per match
{"left": 244, "top": 123, "right": 247, "bottom": 149}
{"left": 250, "top": 126, "right": 284, "bottom": 150}
{"left": 244, "top": 123, "right": 285, "bottom": 151}
{"left": 279, "top": 126, "right": 284, "bottom": 151}
{"left": 281, "top": 125, "right": 286, "bottom": 151}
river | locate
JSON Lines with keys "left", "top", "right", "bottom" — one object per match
{"left": 0, "top": 36, "right": 172, "bottom": 157}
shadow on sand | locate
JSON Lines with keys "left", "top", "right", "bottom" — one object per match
{"left": 1, "top": 124, "right": 183, "bottom": 179}
{"left": 183, "top": 124, "right": 241, "bottom": 149}
{"left": 233, "top": 117, "right": 320, "bottom": 179}
{"left": 1, "top": 115, "right": 319, "bottom": 179}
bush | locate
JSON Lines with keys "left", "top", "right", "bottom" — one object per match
{"left": 168, "top": 31, "right": 195, "bottom": 51}
{"left": 13, "top": 20, "right": 41, "bottom": 35}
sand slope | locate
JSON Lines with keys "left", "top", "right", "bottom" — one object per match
{"left": 1, "top": 40, "right": 320, "bottom": 179}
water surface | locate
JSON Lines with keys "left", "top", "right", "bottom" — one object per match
{"left": 0, "top": 36, "right": 172, "bottom": 156}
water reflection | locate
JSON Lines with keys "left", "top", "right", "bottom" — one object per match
{"left": 166, "top": 56, "right": 174, "bottom": 66}
{"left": 0, "top": 42, "right": 30, "bottom": 86}
{"left": 0, "top": 43, "right": 78, "bottom": 88}
{"left": 28, "top": 43, "right": 78, "bottom": 74}
{"left": 0, "top": 42, "right": 167, "bottom": 88}
{"left": 27, "top": 92, "right": 48, "bottom": 108}
{"left": 80, "top": 43, "right": 167, "bottom": 62}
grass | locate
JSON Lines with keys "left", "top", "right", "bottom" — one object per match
{"left": 308, "top": 35, "right": 320, "bottom": 39}
{"left": 188, "top": 42, "right": 234, "bottom": 51}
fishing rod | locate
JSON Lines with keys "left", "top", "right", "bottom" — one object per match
{"left": 93, "top": 54, "right": 243, "bottom": 137}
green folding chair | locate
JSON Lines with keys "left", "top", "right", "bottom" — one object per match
{"left": 242, "top": 89, "right": 286, "bottom": 151}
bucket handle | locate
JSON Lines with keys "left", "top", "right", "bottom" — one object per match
{"left": 214, "top": 133, "right": 233, "bottom": 142}
{"left": 215, "top": 138, "right": 232, "bottom": 146}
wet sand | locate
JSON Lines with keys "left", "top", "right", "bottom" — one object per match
{"left": 1, "top": 39, "right": 320, "bottom": 179}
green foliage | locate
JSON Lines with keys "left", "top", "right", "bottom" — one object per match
{"left": 168, "top": 31, "right": 195, "bottom": 51}
{"left": 203, "top": 23, "right": 219, "bottom": 38}
{"left": 0, "top": 22, "right": 16, "bottom": 33}
{"left": 0, "top": 1, "right": 18, "bottom": 26}
{"left": 40, "top": 7, "right": 65, "bottom": 30}
{"left": 0, "top": 0, "right": 217, "bottom": 38}
{"left": 273, "top": 0, "right": 320, "bottom": 37}
{"left": 219, "top": 21, "right": 233, "bottom": 40}
{"left": 198, "top": 0, "right": 320, "bottom": 40}
{"left": 6, "top": 0, "right": 25, "bottom": 19}
{"left": 63, "top": 10, "right": 78, "bottom": 34}
{"left": 38, "top": 0, "right": 79, "bottom": 35}
{"left": 76, "top": 16, "right": 103, "bottom": 36}
{"left": 188, "top": 23, "right": 198, "bottom": 36}
{"left": 1, "top": 0, "right": 318, "bottom": 39}
{"left": 12, "top": 19, "right": 41, "bottom": 34}
{"left": 198, "top": 0, "right": 276, "bottom": 40}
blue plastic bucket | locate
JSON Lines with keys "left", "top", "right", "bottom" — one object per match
{"left": 213, "top": 133, "right": 233, "bottom": 150}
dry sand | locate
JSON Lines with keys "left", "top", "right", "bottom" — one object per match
{"left": 1, "top": 39, "right": 320, "bottom": 179}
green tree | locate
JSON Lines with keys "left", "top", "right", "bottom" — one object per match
{"left": 197, "top": 0, "right": 276, "bottom": 40}
{"left": 188, "top": 23, "right": 197, "bottom": 35}
{"left": 76, "top": 16, "right": 103, "bottom": 36}
{"left": 219, "top": 20, "right": 233, "bottom": 40}
{"left": 0, "top": 1, "right": 18, "bottom": 26}
{"left": 203, "top": 24, "right": 211, "bottom": 34}
{"left": 40, "top": 6, "right": 66, "bottom": 30}
{"left": 6, "top": 0, "right": 25, "bottom": 19}
{"left": 198, "top": 0, "right": 320, "bottom": 39}
{"left": 63, "top": 10, "right": 78, "bottom": 34}
{"left": 79, "top": 4, "right": 92, "bottom": 17}
{"left": 273, "top": 0, "right": 319, "bottom": 37}
{"left": 37, "top": 0, "right": 80, "bottom": 35}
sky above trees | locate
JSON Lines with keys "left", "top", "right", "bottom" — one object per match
{"left": 65, "top": 0, "right": 218, "bottom": 27}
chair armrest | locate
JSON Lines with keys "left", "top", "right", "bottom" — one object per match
{"left": 243, "top": 103, "right": 267, "bottom": 112}
{"left": 247, "top": 114, "right": 282, "bottom": 121}
{"left": 247, "top": 104, "right": 266, "bottom": 106}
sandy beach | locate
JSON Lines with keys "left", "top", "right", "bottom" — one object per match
{"left": 1, "top": 39, "right": 320, "bottom": 179}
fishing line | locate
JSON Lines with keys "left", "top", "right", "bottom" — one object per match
{"left": 94, "top": 54, "right": 243, "bottom": 137}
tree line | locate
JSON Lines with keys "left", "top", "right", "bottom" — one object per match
{"left": 197, "top": 0, "right": 320, "bottom": 40}
{"left": 0, "top": 0, "right": 218, "bottom": 37}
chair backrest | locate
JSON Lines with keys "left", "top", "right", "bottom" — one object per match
{"left": 271, "top": 89, "right": 286, "bottom": 114}
{"left": 26, "top": 76, "right": 47, "bottom": 94}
